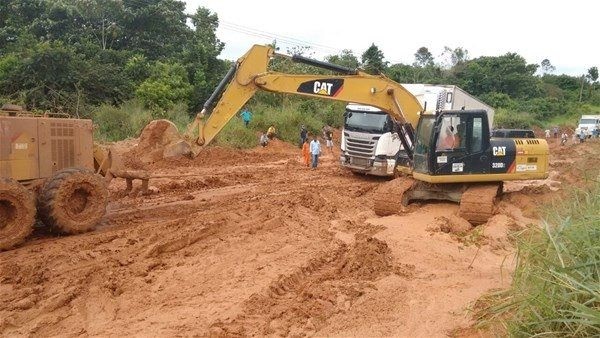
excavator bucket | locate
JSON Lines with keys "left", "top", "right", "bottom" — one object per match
{"left": 136, "top": 119, "right": 194, "bottom": 160}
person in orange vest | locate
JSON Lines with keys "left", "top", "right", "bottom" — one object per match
{"left": 301, "top": 137, "right": 310, "bottom": 167}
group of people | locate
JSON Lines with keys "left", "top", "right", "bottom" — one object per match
{"left": 300, "top": 125, "right": 334, "bottom": 169}
{"left": 240, "top": 108, "right": 334, "bottom": 167}
{"left": 259, "top": 125, "right": 276, "bottom": 147}
{"left": 545, "top": 127, "right": 587, "bottom": 145}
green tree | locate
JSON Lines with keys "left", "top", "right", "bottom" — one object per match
{"left": 413, "top": 47, "right": 434, "bottom": 67}
{"left": 386, "top": 63, "right": 418, "bottom": 83}
{"left": 119, "top": 0, "right": 191, "bottom": 60}
{"left": 540, "top": 59, "right": 555, "bottom": 74}
{"left": 325, "top": 49, "right": 359, "bottom": 70}
{"left": 440, "top": 46, "right": 469, "bottom": 68}
{"left": 586, "top": 66, "right": 598, "bottom": 99}
{"left": 75, "top": 0, "right": 124, "bottom": 50}
{"left": 135, "top": 61, "right": 191, "bottom": 111}
{"left": 479, "top": 92, "right": 514, "bottom": 109}
{"left": 183, "top": 6, "right": 227, "bottom": 113}
{"left": 361, "top": 43, "right": 387, "bottom": 75}
{"left": 454, "top": 53, "right": 541, "bottom": 98}
{"left": 588, "top": 66, "right": 599, "bottom": 83}
{"left": 0, "top": 42, "right": 87, "bottom": 112}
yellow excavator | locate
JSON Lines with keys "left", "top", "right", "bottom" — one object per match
{"left": 186, "top": 44, "right": 549, "bottom": 224}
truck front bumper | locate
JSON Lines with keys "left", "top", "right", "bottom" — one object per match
{"left": 339, "top": 155, "right": 394, "bottom": 176}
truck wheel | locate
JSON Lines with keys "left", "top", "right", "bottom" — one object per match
{"left": 0, "top": 178, "right": 36, "bottom": 250}
{"left": 38, "top": 168, "right": 108, "bottom": 234}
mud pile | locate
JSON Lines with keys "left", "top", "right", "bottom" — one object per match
{"left": 210, "top": 237, "right": 412, "bottom": 337}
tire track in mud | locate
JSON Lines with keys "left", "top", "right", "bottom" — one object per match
{"left": 1, "top": 151, "right": 385, "bottom": 336}
{"left": 209, "top": 237, "right": 415, "bottom": 337}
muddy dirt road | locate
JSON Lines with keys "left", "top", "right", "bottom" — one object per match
{"left": 1, "top": 138, "right": 598, "bottom": 337}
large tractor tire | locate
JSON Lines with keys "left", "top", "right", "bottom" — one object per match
{"left": 38, "top": 168, "right": 108, "bottom": 234}
{"left": 0, "top": 178, "right": 36, "bottom": 250}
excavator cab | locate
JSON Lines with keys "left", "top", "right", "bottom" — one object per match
{"left": 412, "top": 110, "right": 491, "bottom": 178}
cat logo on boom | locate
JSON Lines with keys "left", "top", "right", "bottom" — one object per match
{"left": 297, "top": 79, "right": 344, "bottom": 97}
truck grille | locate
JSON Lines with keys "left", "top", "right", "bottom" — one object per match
{"left": 345, "top": 137, "right": 376, "bottom": 158}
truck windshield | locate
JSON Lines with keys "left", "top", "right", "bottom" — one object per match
{"left": 579, "top": 118, "right": 598, "bottom": 124}
{"left": 344, "top": 111, "right": 389, "bottom": 133}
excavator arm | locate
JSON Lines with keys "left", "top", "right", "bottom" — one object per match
{"left": 189, "top": 44, "right": 422, "bottom": 147}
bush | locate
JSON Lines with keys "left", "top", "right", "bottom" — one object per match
{"left": 93, "top": 101, "right": 152, "bottom": 141}
{"left": 135, "top": 62, "right": 191, "bottom": 110}
{"left": 92, "top": 100, "right": 191, "bottom": 141}
{"left": 494, "top": 108, "right": 539, "bottom": 129}
{"left": 213, "top": 117, "right": 258, "bottom": 149}
{"left": 479, "top": 92, "right": 515, "bottom": 109}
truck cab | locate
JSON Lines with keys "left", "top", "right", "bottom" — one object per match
{"left": 339, "top": 104, "right": 403, "bottom": 176}
{"left": 575, "top": 115, "right": 600, "bottom": 138}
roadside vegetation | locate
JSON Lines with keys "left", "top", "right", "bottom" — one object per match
{"left": 0, "top": 0, "right": 599, "bottom": 146}
{"left": 480, "top": 182, "right": 600, "bottom": 336}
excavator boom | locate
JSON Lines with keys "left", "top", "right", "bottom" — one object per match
{"left": 191, "top": 45, "right": 422, "bottom": 146}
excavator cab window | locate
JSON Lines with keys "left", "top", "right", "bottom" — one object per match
{"left": 435, "top": 116, "right": 465, "bottom": 151}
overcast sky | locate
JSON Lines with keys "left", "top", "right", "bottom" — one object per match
{"left": 183, "top": 0, "right": 598, "bottom": 76}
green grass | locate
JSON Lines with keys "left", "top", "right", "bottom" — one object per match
{"left": 479, "top": 182, "right": 600, "bottom": 336}
{"left": 546, "top": 104, "right": 600, "bottom": 129}
{"left": 92, "top": 100, "right": 191, "bottom": 141}
{"left": 89, "top": 96, "right": 344, "bottom": 148}
{"left": 213, "top": 98, "right": 345, "bottom": 148}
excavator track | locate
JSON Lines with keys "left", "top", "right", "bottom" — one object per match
{"left": 459, "top": 183, "right": 502, "bottom": 225}
{"left": 373, "top": 177, "right": 415, "bottom": 216}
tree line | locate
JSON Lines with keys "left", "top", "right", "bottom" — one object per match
{"left": 1, "top": 0, "right": 598, "bottom": 130}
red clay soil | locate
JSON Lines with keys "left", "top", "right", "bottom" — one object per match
{"left": 1, "top": 136, "right": 598, "bottom": 336}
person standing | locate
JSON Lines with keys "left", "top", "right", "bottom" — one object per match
{"left": 544, "top": 129, "right": 551, "bottom": 138}
{"left": 561, "top": 131, "right": 568, "bottom": 146}
{"left": 309, "top": 135, "right": 321, "bottom": 169}
{"left": 240, "top": 108, "right": 252, "bottom": 127}
{"left": 301, "top": 138, "right": 310, "bottom": 167}
{"left": 553, "top": 126, "right": 559, "bottom": 139}
{"left": 299, "top": 125, "right": 308, "bottom": 147}
{"left": 579, "top": 130, "right": 586, "bottom": 143}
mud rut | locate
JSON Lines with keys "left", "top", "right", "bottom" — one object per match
{"left": 1, "top": 139, "right": 598, "bottom": 336}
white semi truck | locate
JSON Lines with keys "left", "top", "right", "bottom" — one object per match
{"left": 339, "top": 84, "right": 494, "bottom": 176}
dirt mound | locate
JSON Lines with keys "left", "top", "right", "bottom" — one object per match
{"left": 431, "top": 214, "right": 473, "bottom": 234}
{"left": 337, "top": 237, "right": 398, "bottom": 280}
{"left": 255, "top": 138, "right": 299, "bottom": 153}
